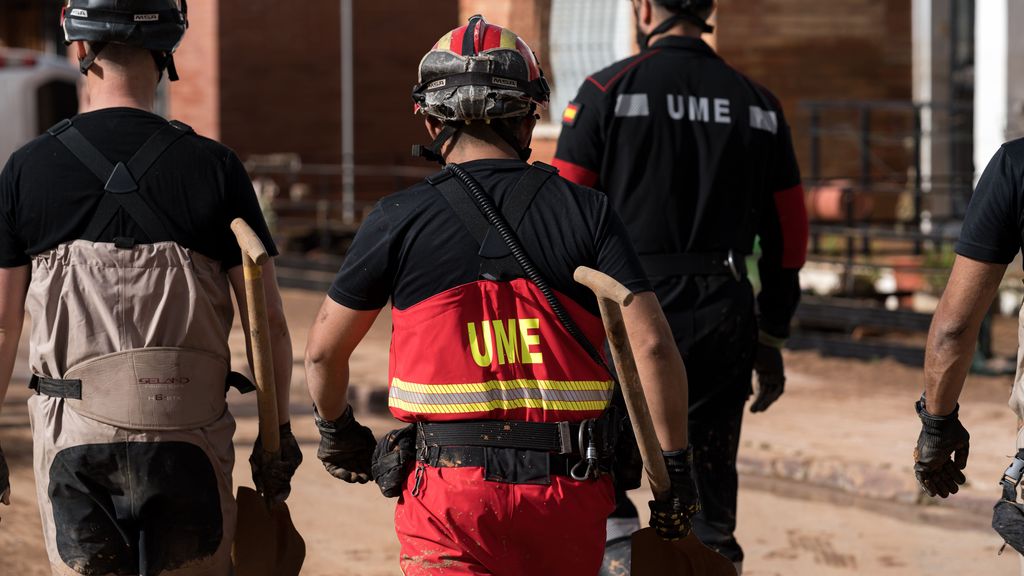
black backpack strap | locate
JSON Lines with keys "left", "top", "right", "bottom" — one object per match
{"left": 430, "top": 172, "right": 490, "bottom": 245}
{"left": 430, "top": 162, "right": 557, "bottom": 279}
{"left": 49, "top": 119, "right": 192, "bottom": 244}
{"left": 504, "top": 162, "right": 556, "bottom": 231}
{"left": 478, "top": 162, "right": 556, "bottom": 261}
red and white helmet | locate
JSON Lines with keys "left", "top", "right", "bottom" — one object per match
{"left": 412, "top": 15, "right": 550, "bottom": 122}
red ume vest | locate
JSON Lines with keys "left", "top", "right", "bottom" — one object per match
{"left": 389, "top": 278, "right": 613, "bottom": 423}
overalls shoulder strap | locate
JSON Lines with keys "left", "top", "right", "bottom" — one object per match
{"left": 47, "top": 118, "right": 193, "bottom": 245}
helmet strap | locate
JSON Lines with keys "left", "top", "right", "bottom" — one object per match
{"left": 489, "top": 120, "right": 531, "bottom": 162}
{"left": 152, "top": 52, "right": 180, "bottom": 82}
{"left": 413, "top": 124, "right": 461, "bottom": 165}
{"left": 640, "top": 11, "right": 714, "bottom": 49}
{"left": 79, "top": 41, "right": 107, "bottom": 76}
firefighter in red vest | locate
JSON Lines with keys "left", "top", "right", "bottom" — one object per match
{"left": 305, "top": 16, "right": 698, "bottom": 576}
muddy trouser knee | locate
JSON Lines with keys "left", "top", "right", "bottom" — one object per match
{"left": 29, "top": 394, "right": 237, "bottom": 576}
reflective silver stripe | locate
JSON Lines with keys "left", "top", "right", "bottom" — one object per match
{"left": 388, "top": 377, "right": 614, "bottom": 413}
{"left": 615, "top": 94, "right": 650, "bottom": 117}
{"left": 389, "top": 385, "right": 613, "bottom": 406}
{"left": 749, "top": 106, "right": 778, "bottom": 134}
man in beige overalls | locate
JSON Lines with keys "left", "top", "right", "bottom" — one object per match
{"left": 913, "top": 139, "right": 1024, "bottom": 559}
{"left": 0, "top": 1, "right": 300, "bottom": 574}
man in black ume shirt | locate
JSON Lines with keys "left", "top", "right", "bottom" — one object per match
{"left": 555, "top": 0, "right": 809, "bottom": 570}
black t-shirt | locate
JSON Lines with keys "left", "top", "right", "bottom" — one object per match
{"left": 553, "top": 36, "right": 807, "bottom": 339}
{"left": 0, "top": 107, "right": 276, "bottom": 269}
{"left": 328, "top": 159, "right": 651, "bottom": 316}
{"left": 956, "top": 139, "right": 1024, "bottom": 265}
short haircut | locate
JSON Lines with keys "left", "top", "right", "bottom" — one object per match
{"left": 87, "top": 42, "right": 152, "bottom": 71}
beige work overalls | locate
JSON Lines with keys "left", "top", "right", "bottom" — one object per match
{"left": 27, "top": 240, "right": 237, "bottom": 576}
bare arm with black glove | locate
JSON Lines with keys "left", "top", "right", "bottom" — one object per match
{"left": 621, "top": 292, "right": 700, "bottom": 539}
{"left": 0, "top": 266, "right": 29, "bottom": 523}
{"left": 304, "top": 298, "right": 381, "bottom": 484}
{"left": 229, "top": 261, "right": 302, "bottom": 503}
{"left": 917, "top": 256, "right": 1004, "bottom": 497}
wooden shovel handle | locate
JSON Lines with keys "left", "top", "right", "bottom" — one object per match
{"left": 574, "top": 266, "right": 671, "bottom": 498}
{"left": 232, "top": 219, "right": 270, "bottom": 266}
{"left": 231, "top": 218, "right": 279, "bottom": 453}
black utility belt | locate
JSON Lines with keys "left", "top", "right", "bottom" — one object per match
{"left": 419, "top": 445, "right": 592, "bottom": 484}
{"left": 640, "top": 250, "right": 747, "bottom": 280}
{"left": 415, "top": 418, "right": 617, "bottom": 483}
{"left": 417, "top": 420, "right": 582, "bottom": 454}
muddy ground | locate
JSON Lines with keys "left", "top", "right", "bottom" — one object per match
{"left": 1, "top": 288, "right": 1022, "bottom": 575}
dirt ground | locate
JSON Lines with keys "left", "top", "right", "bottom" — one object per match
{"left": 1, "top": 288, "right": 1022, "bottom": 575}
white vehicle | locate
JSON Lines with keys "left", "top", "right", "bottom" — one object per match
{"left": 0, "top": 48, "right": 80, "bottom": 166}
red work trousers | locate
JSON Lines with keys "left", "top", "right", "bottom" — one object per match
{"left": 395, "top": 465, "right": 615, "bottom": 575}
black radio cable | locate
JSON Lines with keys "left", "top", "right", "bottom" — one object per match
{"left": 444, "top": 162, "right": 614, "bottom": 378}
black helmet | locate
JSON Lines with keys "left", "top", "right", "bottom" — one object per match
{"left": 61, "top": 0, "right": 188, "bottom": 81}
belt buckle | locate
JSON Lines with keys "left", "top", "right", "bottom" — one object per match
{"left": 725, "top": 251, "right": 741, "bottom": 282}
{"left": 557, "top": 421, "right": 572, "bottom": 455}
{"left": 1004, "top": 456, "right": 1024, "bottom": 485}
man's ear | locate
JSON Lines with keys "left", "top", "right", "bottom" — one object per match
{"left": 640, "top": 0, "right": 654, "bottom": 26}
{"left": 424, "top": 116, "right": 444, "bottom": 140}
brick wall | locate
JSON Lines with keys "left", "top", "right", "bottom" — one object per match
{"left": 168, "top": 0, "right": 219, "bottom": 140}
{"left": 170, "top": 0, "right": 457, "bottom": 205}
{"left": 352, "top": 1, "right": 460, "bottom": 168}
{"left": 216, "top": 0, "right": 341, "bottom": 163}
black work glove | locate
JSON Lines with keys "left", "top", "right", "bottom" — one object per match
{"left": 0, "top": 441, "right": 9, "bottom": 508}
{"left": 315, "top": 405, "right": 376, "bottom": 484}
{"left": 914, "top": 397, "right": 970, "bottom": 498}
{"left": 249, "top": 422, "right": 303, "bottom": 504}
{"left": 751, "top": 341, "right": 785, "bottom": 413}
{"left": 648, "top": 447, "right": 700, "bottom": 541}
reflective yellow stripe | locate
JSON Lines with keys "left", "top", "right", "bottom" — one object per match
{"left": 388, "top": 396, "right": 610, "bottom": 414}
{"left": 499, "top": 28, "right": 517, "bottom": 50}
{"left": 390, "top": 377, "right": 613, "bottom": 394}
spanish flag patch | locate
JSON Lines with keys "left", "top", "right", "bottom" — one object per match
{"left": 562, "top": 102, "right": 582, "bottom": 127}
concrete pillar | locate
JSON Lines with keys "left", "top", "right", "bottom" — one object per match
{"left": 974, "top": 0, "right": 1007, "bottom": 181}
{"left": 912, "top": 0, "right": 953, "bottom": 217}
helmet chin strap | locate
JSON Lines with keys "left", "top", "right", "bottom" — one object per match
{"left": 413, "top": 119, "right": 531, "bottom": 165}
{"left": 152, "top": 52, "right": 180, "bottom": 82}
{"left": 488, "top": 120, "right": 532, "bottom": 162}
{"left": 639, "top": 10, "right": 714, "bottom": 49}
{"left": 413, "top": 125, "right": 461, "bottom": 165}
{"left": 78, "top": 43, "right": 179, "bottom": 82}
{"left": 78, "top": 41, "right": 107, "bottom": 75}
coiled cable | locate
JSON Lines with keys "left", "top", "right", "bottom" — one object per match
{"left": 445, "top": 162, "right": 613, "bottom": 377}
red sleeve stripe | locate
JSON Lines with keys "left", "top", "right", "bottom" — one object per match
{"left": 551, "top": 158, "right": 599, "bottom": 188}
{"left": 774, "top": 184, "right": 809, "bottom": 268}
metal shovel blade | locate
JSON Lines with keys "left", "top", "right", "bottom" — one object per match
{"left": 233, "top": 486, "right": 305, "bottom": 576}
{"left": 631, "top": 529, "right": 737, "bottom": 576}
